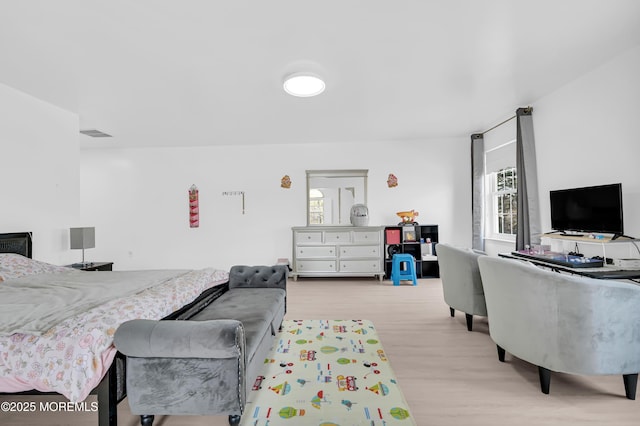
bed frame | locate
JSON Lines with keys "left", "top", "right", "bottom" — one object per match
{"left": 0, "top": 232, "right": 32, "bottom": 258}
{"left": 0, "top": 232, "right": 227, "bottom": 426}
{"left": 0, "top": 232, "right": 122, "bottom": 425}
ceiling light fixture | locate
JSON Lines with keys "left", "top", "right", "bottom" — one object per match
{"left": 283, "top": 73, "right": 325, "bottom": 97}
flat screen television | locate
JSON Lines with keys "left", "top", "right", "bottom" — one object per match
{"left": 549, "top": 183, "right": 623, "bottom": 236}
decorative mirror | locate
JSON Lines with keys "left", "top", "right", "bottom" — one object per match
{"left": 306, "top": 169, "right": 368, "bottom": 226}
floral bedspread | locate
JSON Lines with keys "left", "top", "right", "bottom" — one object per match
{"left": 0, "top": 267, "right": 228, "bottom": 402}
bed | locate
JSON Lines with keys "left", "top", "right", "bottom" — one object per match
{"left": 0, "top": 232, "right": 230, "bottom": 425}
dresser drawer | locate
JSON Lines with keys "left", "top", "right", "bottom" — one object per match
{"left": 296, "top": 231, "right": 323, "bottom": 243}
{"left": 296, "top": 246, "right": 336, "bottom": 258}
{"left": 325, "top": 231, "right": 351, "bottom": 243}
{"left": 352, "top": 231, "right": 380, "bottom": 243}
{"left": 340, "top": 245, "right": 380, "bottom": 258}
{"left": 340, "top": 260, "right": 381, "bottom": 273}
{"left": 296, "top": 260, "right": 337, "bottom": 273}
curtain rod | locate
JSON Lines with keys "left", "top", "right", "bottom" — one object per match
{"left": 481, "top": 106, "right": 533, "bottom": 135}
{"left": 481, "top": 115, "right": 515, "bottom": 135}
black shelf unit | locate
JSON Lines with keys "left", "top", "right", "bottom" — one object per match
{"left": 384, "top": 224, "right": 439, "bottom": 279}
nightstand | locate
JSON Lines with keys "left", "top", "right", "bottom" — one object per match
{"left": 68, "top": 262, "right": 114, "bottom": 271}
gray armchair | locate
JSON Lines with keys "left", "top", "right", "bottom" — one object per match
{"left": 478, "top": 255, "right": 640, "bottom": 399}
{"left": 435, "top": 243, "right": 487, "bottom": 331}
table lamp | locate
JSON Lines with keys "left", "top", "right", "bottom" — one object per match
{"left": 70, "top": 227, "right": 95, "bottom": 267}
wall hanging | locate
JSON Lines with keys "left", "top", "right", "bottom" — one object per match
{"left": 222, "top": 191, "right": 245, "bottom": 214}
{"left": 281, "top": 174, "right": 292, "bottom": 189}
{"left": 189, "top": 184, "right": 199, "bottom": 228}
{"left": 387, "top": 173, "right": 398, "bottom": 188}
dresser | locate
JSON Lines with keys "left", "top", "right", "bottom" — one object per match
{"left": 292, "top": 226, "right": 384, "bottom": 281}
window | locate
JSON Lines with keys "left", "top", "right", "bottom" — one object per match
{"left": 489, "top": 167, "right": 518, "bottom": 239}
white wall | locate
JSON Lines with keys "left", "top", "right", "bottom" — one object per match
{"left": 6, "top": 44, "right": 638, "bottom": 267}
{"left": 485, "top": 45, "right": 640, "bottom": 258}
{"left": 80, "top": 138, "right": 471, "bottom": 270}
{"left": 535, "top": 45, "right": 640, "bottom": 259}
{"left": 0, "top": 82, "right": 80, "bottom": 264}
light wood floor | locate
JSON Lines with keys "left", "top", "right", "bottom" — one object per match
{"left": 2, "top": 277, "right": 638, "bottom": 425}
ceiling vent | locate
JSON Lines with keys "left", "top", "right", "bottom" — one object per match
{"left": 80, "top": 129, "right": 112, "bottom": 138}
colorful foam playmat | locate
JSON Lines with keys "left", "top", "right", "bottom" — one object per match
{"left": 240, "top": 319, "right": 416, "bottom": 426}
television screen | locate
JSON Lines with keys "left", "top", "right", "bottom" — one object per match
{"left": 550, "top": 183, "right": 623, "bottom": 235}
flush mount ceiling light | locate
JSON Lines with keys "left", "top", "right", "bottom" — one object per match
{"left": 283, "top": 73, "right": 325, "bottom": 97}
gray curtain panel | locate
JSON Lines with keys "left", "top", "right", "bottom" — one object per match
{"left": 471, "top": 134, "right": 485, "bottom": 251}
{"left": 515, "top": 107, "right": 542, "bottom": 250}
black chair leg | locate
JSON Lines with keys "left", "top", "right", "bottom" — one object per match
{"left": 140, "top": 415, "right": 154, "bottom": 426}
{"left": 623, "top": 373, "right": 638, "bottom": 400}
{"left": 465, "top": 313, "right": 473, "bottom": 331}
{"left": 229, "top": 414, "right": 241, "bottom": 425}
{"left": 449, "top": 307, "right": 455, "bottom": 317}
{"left": 497, "top": 345, "right": 505, "bottom": 362}
{"left": 538, "top": 366, "right": 551, "bottom": 394}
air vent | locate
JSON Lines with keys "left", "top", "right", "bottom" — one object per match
{"left": 80, "top": 129, "right": 112, "bottom": 138}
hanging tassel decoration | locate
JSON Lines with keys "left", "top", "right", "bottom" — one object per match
{"left": 189, "top": 184, "right": 200, "bottom": 228}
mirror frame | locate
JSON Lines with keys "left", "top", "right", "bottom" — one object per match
{"left": 306, "top": 169, "right": 368, "bottom": 226}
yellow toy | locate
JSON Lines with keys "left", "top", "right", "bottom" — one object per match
{"left": 396, "top": 210, "right": 419, "bottom": 224}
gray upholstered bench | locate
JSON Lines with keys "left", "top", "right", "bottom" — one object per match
{"left": 114, "top": 265, "right": 287, "bottom": 426}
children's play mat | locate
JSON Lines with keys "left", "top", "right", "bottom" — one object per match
{"left": 240, "top": 319, "right": 416, "bottom": 426}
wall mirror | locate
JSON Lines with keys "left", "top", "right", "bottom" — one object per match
{"left": 306, "top": 169, "right": 368, "bottom": 226}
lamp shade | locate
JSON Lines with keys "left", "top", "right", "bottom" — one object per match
{"left": 70, "top": 227, "right": 95, "bottom": 250}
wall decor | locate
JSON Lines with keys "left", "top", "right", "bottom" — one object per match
{"left": 222, "top": 191, "right": 245, "bottom": 214}
{"left": 188, "top": 184, "right": 199, "bottom": 228}
{"left": 387, "top": 173, "right": 398, "bottom": 188}
{"left": 280, "top": 174, "right": 291, "bottom": 189}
